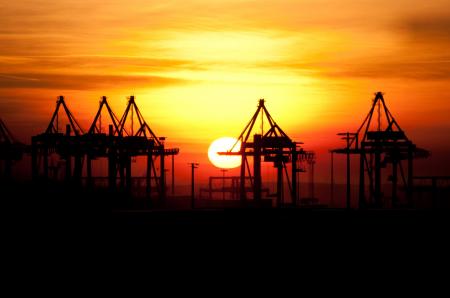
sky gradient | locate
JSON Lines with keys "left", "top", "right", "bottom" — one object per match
{"left": 1, "top": 0, "right": 450, "bottom": 183}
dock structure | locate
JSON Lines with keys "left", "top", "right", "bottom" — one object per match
{"left": 200, "top": 176, "right": 270, "bottom": 200}
{"left": 219, "top": 99, "right": 315, "bottom": 207}
{"left": 3, "top": 92, "right": 443, "bottom": 210}
{"left": 331, "top": 92, "right": 429, "bottom": 209}
{"left": 413, "top": 176, "right": 450, "bottom": 208}
{"left": 0, "top": 118, "right": 25, "bottom": 180}
{"left": 31, "top": 95, "right": 179, "bottom": 202}
{"left": 31, "top": 96, "right": 84, "bottom": 184}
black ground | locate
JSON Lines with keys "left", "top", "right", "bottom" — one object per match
{"left": 2, "top": 181, "right": 449, "bottom": 251}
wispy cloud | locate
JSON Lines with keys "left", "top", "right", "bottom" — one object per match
{"left": 0, "top": 55, "right": 204, "bottom": 74}
{"left": 399, "top": 13, "right": 450, "bottom": 41}
{"left": 0, "top": 73, "right": 188, "bottom": 90}
{"left": 326, "top": 60, "right": 450, "bottom": 80}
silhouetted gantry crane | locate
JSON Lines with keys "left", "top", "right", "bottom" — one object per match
{"left": 31, "top": 96, "right": 84, "bottom": 183}
{"left": 31, "top": 95, "right": 179, "bottom": 201}
{"left": 84, "top": 96, "right": 121, "bottom": 189}
{"left": 331, "top": 92, "right": 429, "bottom": 208}
{"left": 0, "top": 118, "right": 25, "bottom": 180}
{"left": 112, "top": 95, "right": 179, "bottom": 199}
{"left": 220, "top": 99, "right": 315, "bottom": 207}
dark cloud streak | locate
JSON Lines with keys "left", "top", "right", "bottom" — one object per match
{"left": 0, "top": 73, "right": 189, "bottom": 90}
{"left": 327, "top": 61, "right": 450, "bottom": 80}
{"left": 0, "top": 55, "right": 205, "bottom": 73}
{"left": 399, "top": 14, "right": 450, "bottom": 41}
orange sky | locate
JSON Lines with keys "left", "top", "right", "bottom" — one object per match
{"left": 1, "top": 0, "right": 450, "bottom": 183}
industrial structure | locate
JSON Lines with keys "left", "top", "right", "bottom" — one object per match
{"left": 220, "top": 99, "right": 315, "bottom": 207}
{"left": 200, "top": 176, "right": 270, "bottom": 200}
{"left": 31, "top": 95, "right": 179, "bottom": 202}
{"left": 0, "top": 118, "right": 26, "bottom": 180}
{"left": 413, "top": 176, "right": 450, "bottom": 208}
{"left": 2, "top": 93, "right": 447, "bottom": 211}
{"left": 331, "top": 92, "right": 429, "bottom": 209}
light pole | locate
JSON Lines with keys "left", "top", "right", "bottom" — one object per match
{"left": 220, "top": 169, "right": 228, "bottom": 200}
{"left": 189, "top": 163, "right": 199, "bottom": 209}
{"left": 164, "top": 169, "right": 169, "bottom": 196}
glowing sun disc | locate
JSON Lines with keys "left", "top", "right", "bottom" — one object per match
{"left": 208, "top": 137, "right": 241, "bottom": 169}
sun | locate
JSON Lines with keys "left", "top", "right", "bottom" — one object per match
{"left": 208, "top": 137, "right": 242, "bottom": 169}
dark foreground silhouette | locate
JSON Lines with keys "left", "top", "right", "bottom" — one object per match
{"left": 3, "top": 180, "right": 449, "bottom": 241}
